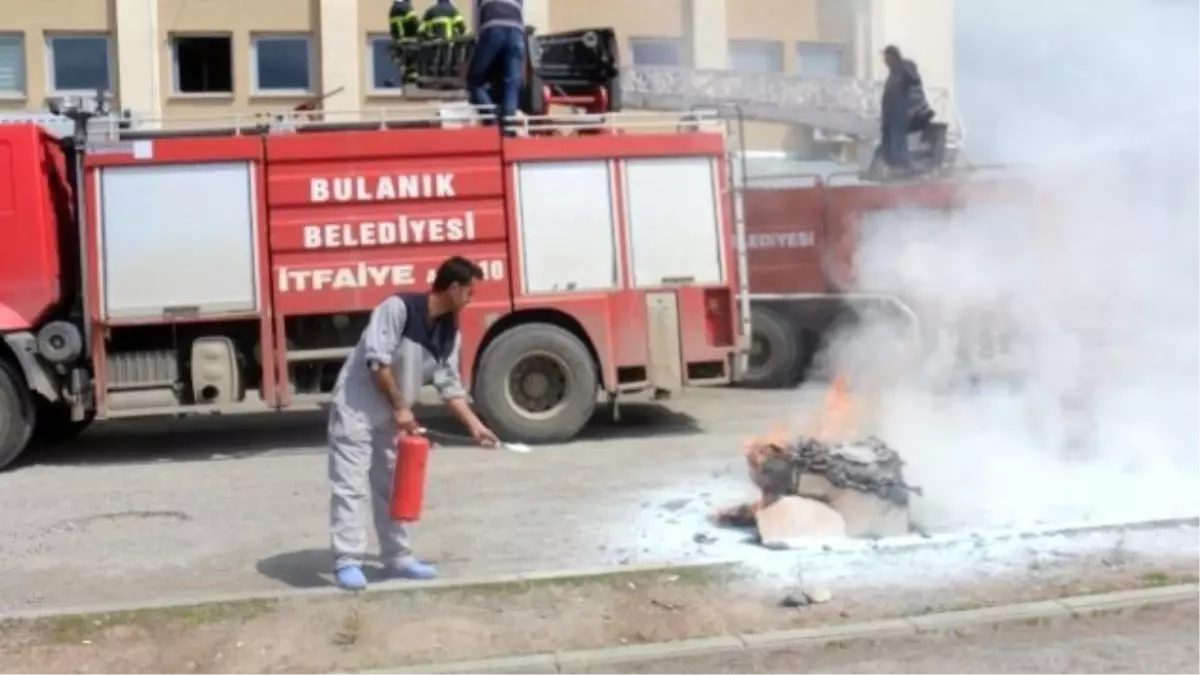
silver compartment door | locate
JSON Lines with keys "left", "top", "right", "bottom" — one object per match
{"left": 99, "top": 161, "right": 259, "bottom": 319}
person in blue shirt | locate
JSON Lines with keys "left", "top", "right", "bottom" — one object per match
{"left": 466, "top": 0, "right": 527, "bottom": 133}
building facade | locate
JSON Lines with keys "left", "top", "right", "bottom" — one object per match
{"left": 0, "top": 0, "right": 954, "bottom": 152}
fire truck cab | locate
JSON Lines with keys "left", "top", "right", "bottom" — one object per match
{"left": 0, "top": 99, "right": 745, "bottom": 469}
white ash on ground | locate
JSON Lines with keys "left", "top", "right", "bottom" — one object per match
{"left": 717, "top": 435, "right": 921, "bottom": 546}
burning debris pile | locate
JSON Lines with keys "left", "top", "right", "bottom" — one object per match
{"left": 718, "top": 378, "right": 922, "bottom": 546}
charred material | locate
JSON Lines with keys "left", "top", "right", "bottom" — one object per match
{"left": 748, "top": 435, "right": 921, "bottom": 508}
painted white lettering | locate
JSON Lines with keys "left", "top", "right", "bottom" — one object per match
{"left": 300, "top": 211, "right": 479, "bottom": 249}
{"left": 310, "top": 178, "right": 329, "bottom": 203}
{"left": 308, "top": 173, "right": 458, "bottom": 203}
{"left": 747, "top": 231, "right": 816, "bottom": 250}
{"left": 425, "top": 259, "right": 505, "bottom": 284}
{"left": 398, "top": 175, "right": 420, "bottom": 200}
{"left": 277, "top": 263, "right": 422, "bottom": 292}
{"left": 303, "top": 226, "right": 323, "bottom": 249}
{"left": 378, "top": 221, "right": 397, "bottom": 245}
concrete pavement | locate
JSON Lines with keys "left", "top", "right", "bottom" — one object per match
{"left": 0, "top": 391, "right": 790, "bottom": 612}
{"left": 1, "top": 386, "right": 1196, "bottom": 614}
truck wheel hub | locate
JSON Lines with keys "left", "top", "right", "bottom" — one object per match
{"left": 749, "top": 334, "right": 770, "bottom": 367}
{"left": 508, "top": 353, "right": 569, "bottom": 416}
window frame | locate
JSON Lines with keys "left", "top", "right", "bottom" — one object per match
{"left": 365, "top": 33, "right": 403, "bottom": 95}
{"left": 628, "top": 37, "right": 683, "bottom": 66}
{"left": 250, "top": 32, "right": 316, "bottom": 96}
{"left": 794, "top": 42, "right": 847, "bottom": 78}
{"left": 0, "top": 33, "right": 26, "bottom": 98}
{"left": 44, "top": 32, "right": 114, "bottom": 96}
{"left": 169, "top": 32, "right": 235, "bottom": 97}
{"left": 729, "top": 39, "right": 785, "bottom": 75}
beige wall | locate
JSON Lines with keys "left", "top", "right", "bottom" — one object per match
{"left": 157, "top": 0, "right": 319, "bottom": 122}
{"left": 0, "top": 0, "right": 956, "bottom": 153}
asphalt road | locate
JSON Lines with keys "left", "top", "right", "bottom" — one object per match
{"left": 0, "top": 389, "right": 793, "bottom": 612}
{"left": 1, "top": 385, "right": 1196, "bottom": 613}
{"left": 597, "top": 601, "right": 1200, "bottom": 674}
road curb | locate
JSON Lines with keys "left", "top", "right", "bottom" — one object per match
{"left": 380, "top": 584, "right": 1199, "bottom": 674}
{"left": 0, "top": 558, "right": 738, "bottom": 622}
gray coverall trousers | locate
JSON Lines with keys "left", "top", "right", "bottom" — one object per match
{"left": 328, "top": 296, "right": 467, "bottom": 571}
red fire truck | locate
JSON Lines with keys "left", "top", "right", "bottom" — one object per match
{"left": 0, "top": 99, "right": 745, "bottom": 469}
{"left": 738, "top": 163, "right": 1031, "bottom": 388}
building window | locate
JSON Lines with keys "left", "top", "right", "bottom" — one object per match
{"left": 252, "top": 34, "right": 314, "bottom": 94}
{"left": 46, "top": 33, "right": 111, "bottom": 93}
{"left": 172, "top": 35, "right": 233, "bottom": 94}
{"left": 795, "top": 42, "right": 846, "bottom": 78}
{"left": 629, "top": 37, "right": 682, "bottom": 66}
{"left": 0, "top": 34, "right": 25, "bottom": 95}
{"left": 367, "top": 35, "right": 401, "bottom": 91}
{"left": 729, "top": 40, "right": 784, "bottom": 74}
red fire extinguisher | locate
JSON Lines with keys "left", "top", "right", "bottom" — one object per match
{"left": 390, "top": 433, "right": 431, "bottom": 522}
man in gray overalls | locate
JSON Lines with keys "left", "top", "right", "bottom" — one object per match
{"left": 328, "top": 256, "right": 498, "bottom": 590}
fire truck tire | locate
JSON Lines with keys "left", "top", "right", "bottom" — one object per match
{"left": 742, "top": 307, "right": 800, "bottom": 389}
{"left": 0, "top": 357, "right": 35, "bottom": 471}
{"left": 473, "top": 323, "right": 597, "bottom": 444}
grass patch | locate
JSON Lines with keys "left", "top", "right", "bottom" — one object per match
{"left": 16, "top": 563, "right": 737, "bottom": 646}
{"left": 362, "top": 562, "right": 736, "bottom": 606}
{"left": 333, "top": 608, "right": 364, "bottom": 648}
{"left": 36, "top": 598, "right": 279, "bottom": 644}
{"left": 1142, "top": 570, "right": 1173, "bottom": 587}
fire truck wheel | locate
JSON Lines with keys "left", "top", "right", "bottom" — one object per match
{"left": 741, "top": 307, "right": 799, "bottom": 389}
{"left": 474, "top": 323, "right": 597, "bottom": 444}
{"left": 0, "top": 358, "right": 36, "bottom": 471}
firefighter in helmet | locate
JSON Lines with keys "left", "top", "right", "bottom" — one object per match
{"left": 421, "top": 0, "right": 467, "bottom": 41}
{"left": 388, "top": 0, "right": 423, "bottom": 85}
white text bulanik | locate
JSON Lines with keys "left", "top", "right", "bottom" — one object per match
{"left": 303, "top": 211, "right": 477, "bottom": 249}
{"left": 309, "top": 173, "right": 456, "bottom": 203}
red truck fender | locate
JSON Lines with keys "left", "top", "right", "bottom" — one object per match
{"left": 1, "top": 331, "right": 60, "bottom": 403}
{"left": 0, "top": 304, "right": 30, "bottom": 333}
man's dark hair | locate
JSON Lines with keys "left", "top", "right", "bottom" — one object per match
{"left": 883, "top": 44, "right": 901, "bottom": 58}
{"left": 432, "top": 256, "right": 484, "bottom": 291}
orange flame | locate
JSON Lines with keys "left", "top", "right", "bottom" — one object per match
{"left": 723, "top": 375, "right": 861, "bottom": 523}
{"left": 809, "top": 375, "right": 859, "bottom": 441}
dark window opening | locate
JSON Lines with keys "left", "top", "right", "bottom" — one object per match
{"left": 173, "top": 36, "right": 233, "bottom": 94}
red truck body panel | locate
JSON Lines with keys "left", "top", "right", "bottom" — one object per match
{"left": 742, "top": 176, "right": 1019, "bottom": 296}
{"left": 57, "top": 121, "right": 737, "bottom": 416}
{"left": 0, "top": 125, "right": 69, "bottom": 331}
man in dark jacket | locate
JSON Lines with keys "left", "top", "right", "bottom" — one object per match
{"left": 879, "top": 45, "right": 932, "bottom": 172}
{"left": 422, "top": 0, "right": 467, "bottom": 40}
{"left": 466, "top": 0, "right": 526, "bottom": 133}
{"left": 388, "top": 0, "right": 423, "bottom": 84}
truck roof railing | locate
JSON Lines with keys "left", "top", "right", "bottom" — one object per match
{"left": 81, "top": 105, "right": 726, "bottom": 142}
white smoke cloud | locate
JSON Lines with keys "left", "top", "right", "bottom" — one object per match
{"left": 819, "top": 0, "right": 1200, "bottom": 531}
